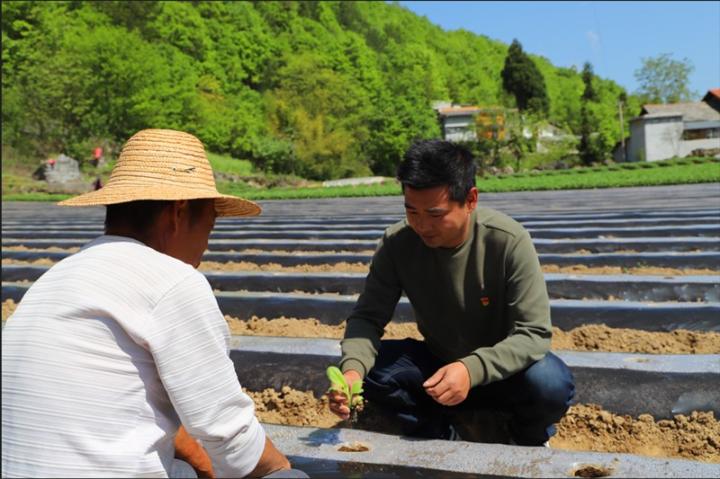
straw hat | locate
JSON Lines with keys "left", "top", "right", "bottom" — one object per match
{"left": 58, "top": 129, "right": 261, "bottom": 217}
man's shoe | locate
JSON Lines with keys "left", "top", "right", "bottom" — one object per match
{"left": 447, "top": 424, "right": 463, "bottom": 441}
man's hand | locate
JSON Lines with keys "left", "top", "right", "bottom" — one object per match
{"left": 174, "top": 425, "right": 214, "bottom": 478}
{"left": 423, "top": 362, "right": 471, "bottom": 406}
{"left": 328, "top": 369, "right": 362, "bottom": 420}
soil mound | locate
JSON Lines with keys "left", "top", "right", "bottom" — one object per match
{"left": 226, "top": 315, "right": 720, "bottom": 354}
{"left": 244, "top": 386, "right": 720, "bottom": 463}
{"left": 551, "top": 404, "right": 719, "bottom": 463}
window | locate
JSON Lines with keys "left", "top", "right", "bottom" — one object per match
{"left": 682, "top": 128, "right": 720, "bottom": 140}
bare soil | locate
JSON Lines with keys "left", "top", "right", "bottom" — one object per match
{"left": 225, "top": 315, "right": 720, "bottom": 354}
{"left": 2, "top": 299, "right": 17, "bottom": 322}
{"left": 1, "top": 246, "right": 80, "bottom": 252}
{"left": 552, "top": 404, "right": 719, "bottom": 463}
{"left": 201, "top": 261, "right": 718, "bottom": 276}
{"left": 244, "top": 387, "right": 720, "bottom": 463}
{"left": 3, "top": 257, "right": 716, "bottom": 276}
{"left": 3, "top": 302, "right": 717, "bottom": 353}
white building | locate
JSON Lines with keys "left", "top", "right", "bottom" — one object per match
{"left": 623, "top": 89, "right": 720, "bottom": 162}
{"left": 432, "top": 102, "right": 482, "bottom": 142}
{"left": 433, "top": 102, "right": 571, "bottom": 149}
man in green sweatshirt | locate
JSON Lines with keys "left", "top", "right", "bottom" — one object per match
{"left": 329, "top": 139, "right": 575, "bottom": 446}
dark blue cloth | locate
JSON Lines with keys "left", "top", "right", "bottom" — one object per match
{"left": 363, "top": 338, "right": 575, "bottom": 445}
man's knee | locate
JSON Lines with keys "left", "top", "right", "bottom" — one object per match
{"left": 364, "top": 340, "right": 430, "bottom": 408}
{"left": 523, "top": 352, "right": 575, "bottom": 411}
{"left": 365, "top": 363, "right": 425, "bottom": 405}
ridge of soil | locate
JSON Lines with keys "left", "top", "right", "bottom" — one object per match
{"left": 2, "top": 257, "right": 717, "bottom": 276}
{"left": 244, "top": 387, "right": 720, "bottom": 463}
{"left": 2, "top": 246, "right": 80, "bottom": 252}
{"left": 3, "top": 301, "right": 718, "bottom": 354}
{"left": 223, "top": 315, "right": 720, "bottom": 354}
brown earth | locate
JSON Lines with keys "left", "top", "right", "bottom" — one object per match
{"left": 2, "top": 257, "right": 717, "bottom": 276}
{"left": 2, "top": 299, "right": 17, "bottom": 322}
{"left": 244, "top": 387, "right": 720, "bottom": 463}
{"left": 225, "top": 315, "right": 720, "bottom": 354}
{"left": 1, "top": 246, "right": 80, "bottom": 252}
{"left": 3, "top": 301, "right": 718, "bottom": 353}
{"left": 202, "top": 261, "right": 718, "bottom": 276}
{"left": 552, "top": 404, "right": 719, "bottom": 463}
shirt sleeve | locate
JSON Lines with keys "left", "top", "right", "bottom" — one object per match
{"left": 459, "top": 231, "right": 552, "bottom": 387}
{"left": 340, "top": 234, "right": 402, "bottom": 378}
{"left": 146, "top": 271, "right": 266, "bottom": 478}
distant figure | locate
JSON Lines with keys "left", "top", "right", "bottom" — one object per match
{"left": 92, "top": 146, "right": 104, "bottom": 167}
{"left": 93, "top": 176, "right": 102, "bottom": 190}
{"left": 47, "top": 158, "right": 56, "bottom": 168}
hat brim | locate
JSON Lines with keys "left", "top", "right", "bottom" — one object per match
{"left": 57, "top": 186, "right": 261, "bottom": 217}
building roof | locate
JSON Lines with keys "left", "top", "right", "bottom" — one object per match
{"left": 437, "top": 106, "right": 482, "bottom": 117}
{"left": 705, "top": 88, "right": 720, "bottom": 101}
{"left": 641, "top": 102, "right": 720, "bottom": 122}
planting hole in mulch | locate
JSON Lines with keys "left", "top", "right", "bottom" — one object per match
{"left": 571, "top": 463, "right": 615, "bottom": 478}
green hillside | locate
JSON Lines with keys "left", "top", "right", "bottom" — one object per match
{"left": 2, "top": 1, "right": 640, "bottom": 180}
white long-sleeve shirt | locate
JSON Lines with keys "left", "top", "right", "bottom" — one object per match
{"left": 2, "top": 235, "right": 265, "bottom": 478}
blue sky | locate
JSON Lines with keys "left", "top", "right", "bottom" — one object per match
{"left": 399, "top": 1, "right": 720, "bottom": 99}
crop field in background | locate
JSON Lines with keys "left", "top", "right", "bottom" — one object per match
{"left": 2, "top": 156, "right": 718, "bottom": 202}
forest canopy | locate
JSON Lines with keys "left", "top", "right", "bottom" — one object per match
{"left": 2, "top": 1, "right": 640, "bottom": 179}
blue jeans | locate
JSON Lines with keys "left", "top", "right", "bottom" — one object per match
{"left": 363, "top": 339, "right": 575, "bottom": 446}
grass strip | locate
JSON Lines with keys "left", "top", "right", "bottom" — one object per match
{"left": 4, "top": 158, "right": 718, "bottom": 202}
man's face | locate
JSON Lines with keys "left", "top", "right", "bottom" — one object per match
{"left": 403, "top": 185, "right": 477, "bottom": 248}
{"left": 175, "top": 200, "right": 217, "bottom": 268}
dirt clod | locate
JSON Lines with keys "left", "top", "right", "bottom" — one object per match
{"left": 337, "top": 442, "right": 371, "bottom": 452}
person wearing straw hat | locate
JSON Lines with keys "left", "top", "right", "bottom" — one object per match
{"left": 1, "top": 129, "right": 304, "bottom": 478}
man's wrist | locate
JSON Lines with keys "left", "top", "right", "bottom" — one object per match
{"left": 340, "top": 358, "right": 366, "bottom": 378}
{"left": 458, "top": 355, "right": 485, "bottom": 387}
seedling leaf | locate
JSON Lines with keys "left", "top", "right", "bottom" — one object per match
{"left": 326, "top": 365, "right": 365, "bottom": 419}
{"left": 350, "top": 380, "right": 364, "bottom": 396}
{"left": 326, "top": 366, "right": 350, "bottom": 397}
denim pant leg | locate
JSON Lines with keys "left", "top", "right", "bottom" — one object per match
{"left": 363, "top": 339, "right": 452, "bottom": 439}
{"left": 465, "top": 352, "right": 575, "bottom": 445}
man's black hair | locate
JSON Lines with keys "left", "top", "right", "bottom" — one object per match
{"left": 396, "top": 139, "right": 477, "bottom": 203}
{"left": 104, "top": 199, "right": 213, "bottom": 233}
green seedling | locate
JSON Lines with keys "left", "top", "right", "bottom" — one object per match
{"left": 326, "top": 365, "right": 365, "bottom": 422}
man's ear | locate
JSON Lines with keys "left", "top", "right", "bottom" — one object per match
{"left": 466, "top": 187, "right": 478, "bottom": 211}
{"left": 169, "top": 200, "right": 189, "bottom": 235}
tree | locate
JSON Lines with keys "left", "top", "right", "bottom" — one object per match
{"left": 581, "top": 62, "right": 597, "bottom": 101}
{"left": 634, "top": 53, "right": 696, "bottom": 104}
{"left": 578, "top": 105, "right": 604, "bottom": 166}
{"left": 501, "top": 39, "right": 549, "bottom": 114}
{"left": 578, "top": 61, "right": 602, "bottom": 165}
